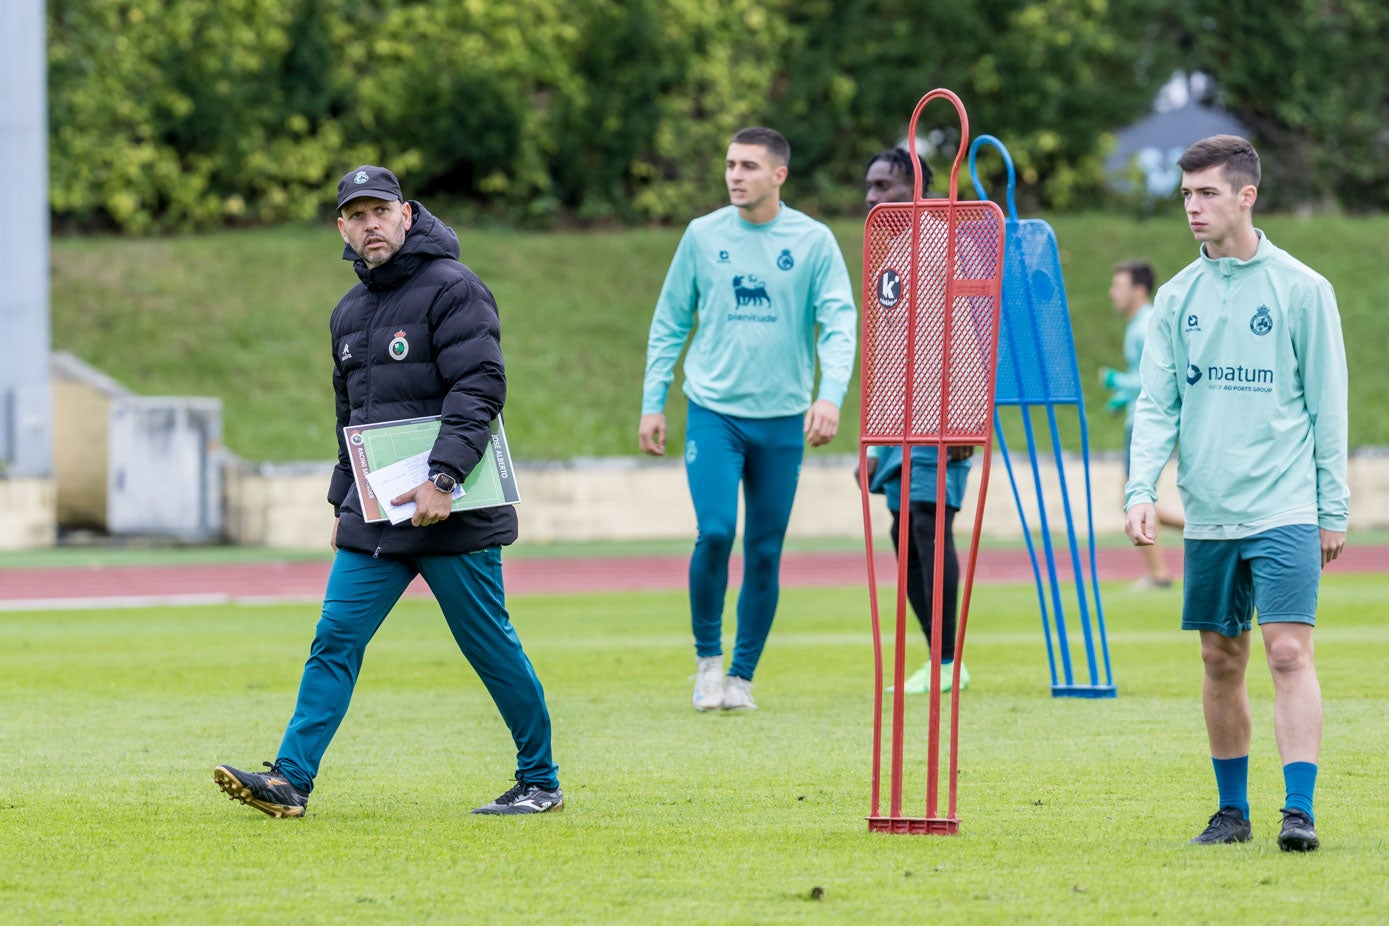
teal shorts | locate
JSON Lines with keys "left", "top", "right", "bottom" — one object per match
{"left": 1181, "top": 524, "right": 1321, "bottom": 637}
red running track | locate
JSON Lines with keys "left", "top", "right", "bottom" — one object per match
{"left": 0, "top": 544, "right": 1382, "bottom": 610}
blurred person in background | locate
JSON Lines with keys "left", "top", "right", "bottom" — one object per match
{"left": 1100, "top": 258, "right": 1184, "bottom": 589}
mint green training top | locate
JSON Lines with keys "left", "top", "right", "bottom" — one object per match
{"left": 642, "top": 204, "right": 857, "bottom": 418}
{"left": 1110, "top": 303, "right": 1153, "bottom": 428}
{"left": 1124, "top": 231, "right": 1349, "bottom": 538}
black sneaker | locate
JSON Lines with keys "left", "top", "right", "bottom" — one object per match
{"left": 1277, "top": 808, "right": 1320, "bottom": 852}
{"left": 471, "top": 780, "right": 564, "bottom": 815}
{"left": 214, "top": 762, "right": 308, "bottom": 818}
{"left": 1188, "top": 807, "right": 1252, "bottom": 844}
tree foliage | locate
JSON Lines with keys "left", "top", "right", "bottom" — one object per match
{"left": 1177, "top": 0, "right": 1389, "bottom": 212}
{"left": 765, "top": 0, "right": 1183, "bottom": 213}
{"left": 45, "top": 0, "right": 1389, "bottom": 233}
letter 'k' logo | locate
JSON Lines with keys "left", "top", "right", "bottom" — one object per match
{"left": 877, "top": 269, "right": 901, "bottom": 308}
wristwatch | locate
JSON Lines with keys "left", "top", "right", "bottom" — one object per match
{"left": 429, "top": 471, "right": 457, "bottom": 494}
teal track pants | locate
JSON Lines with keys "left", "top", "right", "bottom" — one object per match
{"left": 684, "top": 401, "right": 804, "bottom": 681}
{"left": 275, "top": 547, "right": 557, "bottom": 792}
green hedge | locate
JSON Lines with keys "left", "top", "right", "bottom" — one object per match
{"left": 47, "top": 1, "right": 1389, "bottom": 232}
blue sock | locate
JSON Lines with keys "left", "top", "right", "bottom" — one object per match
{"left": 1212, "top": 756, "right": 1249, "bottom": 818}
{"left": 1282, "top": 761, "right": 1318, "bottom": 822}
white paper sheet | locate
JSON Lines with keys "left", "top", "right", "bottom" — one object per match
{"left": 364, "top": 449, "right": 465, "bottom": 525}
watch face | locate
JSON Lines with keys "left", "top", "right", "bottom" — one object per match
{"left": 432, "top": 472, "right": 456, "bottom": 493}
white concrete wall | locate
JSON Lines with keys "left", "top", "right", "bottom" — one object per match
{"left": 0, "top": 478, "right": 56, "bottom": 550}
{"left": 107, "top": 397, "right": 224, "bottom": 540}
{"left": 50, "top": 351, "right": 132, "bottom": 530}
{"left": 225, "top": 462, "right": 338, "bottom": 550}
{"left": 222, "top": 450, "right": 1385, "bottom": 550}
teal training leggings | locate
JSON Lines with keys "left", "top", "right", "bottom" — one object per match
{"left": 684, "top": 401, "right": 804, "bottom": 681}
{"left": 275, "top": 546, "right": 557, "bottom": 792}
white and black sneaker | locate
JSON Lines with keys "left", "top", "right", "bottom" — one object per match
{"left": 722, "top": 675, "right": 757, "bottom": 711}
{"left": 471, "top": 780, "right": 564, "bottom": 815}
{"left": 692, "top": 655, "right": 725, "bottom": 711}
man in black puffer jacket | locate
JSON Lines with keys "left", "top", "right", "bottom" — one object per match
{"left": 214, "top": 166, "right": 561, "bottom": 818}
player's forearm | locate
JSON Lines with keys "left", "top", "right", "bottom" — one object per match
{"left": 1301, "top": 292, "right": 1350, "bottom": 530}
{"left": 1124, "top": 394, "right": 1178, "bottom": 509}
{"left": 814, "top": 319, "right": 856, "bottom": 409}
{"left": 642, "top": 313, "right": 692, "bottom": 414}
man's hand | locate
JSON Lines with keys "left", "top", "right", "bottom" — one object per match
{"left": 1320, "top": 529, "right": 1346, "bottom": 567}
{"left": 804, "top": 399, "right": 840, "bottom": 447}
{"left": 330, "top": 517, "right": 339, "bottom": 551}
{"left": 639, "top": 413, "right": 667, "bottom": 456}
{"left": 947, "top": 445, "right": 975, "bottom": 463}
{"left": 853, "top": 455, "right": 877, "bottom": 489}
{"left": 1125, "top": 503, "right": 1157, "bottom": 546}
{"left": 392, "top": 481, "right": 453, "bottom": 527}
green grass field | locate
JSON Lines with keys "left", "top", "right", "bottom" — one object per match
{"left": 49, "top": 212, "right": 1388, "bottom": 464}
{"left": 4, "top": 575, "right": 1387, "bottom": 924}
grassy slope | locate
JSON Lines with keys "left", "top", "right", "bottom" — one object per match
{"left": 49, "top": 213, "right": 1387, "bottom": 463}
{"left": 2, "top": 576, "right": 1387, "bottom": 923}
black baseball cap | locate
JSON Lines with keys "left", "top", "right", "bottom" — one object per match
{"left": 336, "top": 165, "right": 403, "bottom": 211}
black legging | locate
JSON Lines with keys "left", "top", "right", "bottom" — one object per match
{"left": 888, "top": 501, "right": 960, "bottom": 663}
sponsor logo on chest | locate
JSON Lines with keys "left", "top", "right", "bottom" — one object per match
{"left": 1184, "top": 301, "right": 1279, "bottom": 393}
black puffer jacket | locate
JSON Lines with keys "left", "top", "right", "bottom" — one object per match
{"left": 327, "top": 201, "right": 518, "bottom": 556}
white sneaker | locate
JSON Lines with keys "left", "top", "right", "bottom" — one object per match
{"left": 722, "top": 675, "right": 757, "bottom": 711}
{"left": 1132, "top": 575, "right": 1174, "bottom": 591}
{"left": 889, "top": 661, "right": 970, "bottom": 694}
{"left": 941, "top": 661, "right": 970, "bottom": 693}
{"left": 898, "top": 661, "right": 933, "bottom": 694}
{"left": 692, "top": 655, "right": 725, "bottom": 711}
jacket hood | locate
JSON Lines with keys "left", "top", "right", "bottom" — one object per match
{"left": 343, "top": 201, "right": 461, "bottom": 288}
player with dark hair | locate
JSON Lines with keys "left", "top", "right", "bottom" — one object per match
{"left": 214, "top": 165, "right": 562, "bottom": 818}
{"left": 857, "top": 148, "right": 973, "bottom": 694}
{"left": 1125, "top": 135, "right": 1348, "bottom": 852}
{"left": 864, "top": 148, "right": 934, "bottom": 208}
{"left": 640, "top": 127, "right": 857, "bottom": 712}
{"left": 1100, "top": 258, "right": 1183, "bottom": 589}
{"left": 732, "top": 126, "right": 791, "bottom": 166}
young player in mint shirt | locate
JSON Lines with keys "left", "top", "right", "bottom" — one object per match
{"left": 639, "top": 127, "right": 857, "bottom": 713}
{"left": 1124, "top": 135, "right": 1348, "bottom": 853}
{"left": 1102, "top": 284, "right": 1153, "bottom": 428}
{"left": 1101, "top": 259, "right": 1183, "bottom": 589}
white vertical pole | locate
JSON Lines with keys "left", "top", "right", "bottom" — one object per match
{"left": 0, "top": 1, "right": 54, "bottom": 477}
